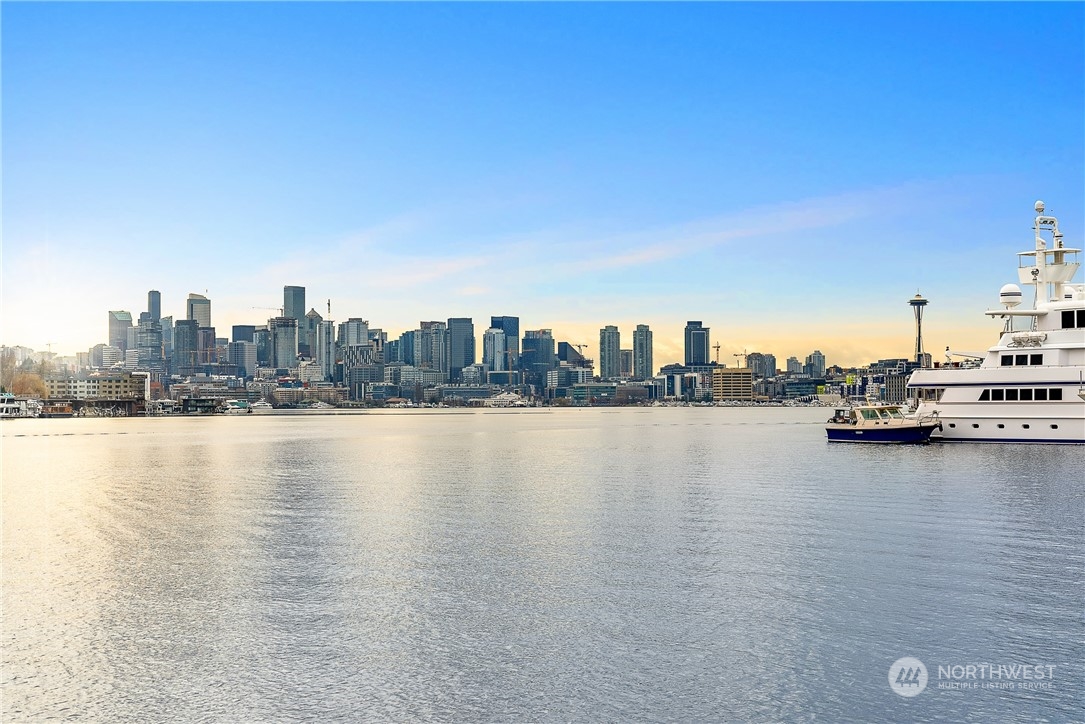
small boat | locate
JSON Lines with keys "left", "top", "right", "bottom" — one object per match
{"left": 825, "top": 404, "right": 941, "bottom": 444}
{"left": 249, "top": 400, "right": 274, "bottom": 413}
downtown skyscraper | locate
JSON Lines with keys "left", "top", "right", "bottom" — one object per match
{"left": 684, "top": 321, "right": 710, "bottom": 366}
{"left": 632, "top": 324, "right": 653, "bottom": 380}
{"left": 599, "top": 325, "right": 620, "bottom": 380}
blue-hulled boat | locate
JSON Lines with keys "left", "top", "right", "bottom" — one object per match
{"left": 825, "top": 405, "right": 941, "bottom": 444}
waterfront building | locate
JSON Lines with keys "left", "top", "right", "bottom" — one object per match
{"left": 633, "top": 324, "right": 653, "bottom": 380}
{"left": 108, "top": 311, "right": 132, "bottom": 352}
{"left": 186, "top": 294, "right": 211, "bottom": 328}
{"left": 712, "top": 367, "right": 755, "bottom": 401}
{"left": 446, "top": 318, "right": 475, "bottom": 382}
{"left": 253, "top": 326, "right": 271, "bottom": 367}
{"left": 786, "top": 356, "right": 802, "bottom": 375}
{"left": 284, "top": 286, "right": 305, "bottom": 326}
{"left": 147, "top": 290, "right": 161, "bottom": 324}
{"left": 489, "top": 316, "right": 520, "bottom": 369}
{"left": 598, "top": 325, "right": 621, "bottom": 380}
{"left": 268, "top": 317, "right": 299, "bottom": 370}
{"left": 684, "top": 321, "right": 710, "bottom": 366}
{"left": 45, "top": 370, "right": 144, "bottom": 401}
{"left": 620, "top": 349, "right": 633, "bottom": 378}
{"left": 482, "top": 327, "right": 507, "bottom": 372}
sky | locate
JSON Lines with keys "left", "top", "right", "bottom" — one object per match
{"left": 2, "top": 2, "right": 1083, "bottom": 368}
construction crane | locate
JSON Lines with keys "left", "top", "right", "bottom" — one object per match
{"left": 733, "top": 349, "right": 748, "bottom": 368}
{"left": 713, "top": 342, "right": 721, "bottom": 363}
{"left": 251, "top": 306, "right": 284, "bottom": 316}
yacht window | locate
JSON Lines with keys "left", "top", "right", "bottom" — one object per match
{"left": 1051, "top": 424, "right": 1059, "bottom": 429}
{"left": 979, "top": 390, "right": 990, "bottom": 401}
{"left": 885, "top": 408, "right": 904, "bottom": 419}
{"left": 1001, "top": 355, "right": 1013, "bottom": 366}
{"left": 1022, "top": 424, "right": 1030, "bottom": 429}
{"left": 861, "top": 409, "right": 880, "bottom": 420}
{"left": 1078, "top": 310, "right": 1085, "bottom": 327}
{"left": 972, "top": 424, "right": 980, "bottom": 428}
{"left": 948, "top": 423, "right": 956, "bottom": 428}
{"left": 1005, "top": 389, "right": 1019, "bottom": 401}
{"left": 997, "top": 424, "right": 1005, "bottom": 429}
{"left": 1015, "top": 354, "right": 1028, "bottom": 365}
{"left": 991, "top": 389, "right": 1005, "bottom": 401}
{"left": 1019, "top": 389, "right": 1033, "bottom": 401}
{"left": 1063, "top": 310, "right": 1076, "bottom": 328}
{"left": 1049, "top": 389, "right": 1063, "bottom": 401}
{"left": 1030, "top": 354, "right": 1043, "bottom": 365}
{"left": 1035, "top": 389, "right": 1048, "bottom": 401}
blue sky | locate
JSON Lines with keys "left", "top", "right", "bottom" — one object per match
{"left": 3, "top": 2, "right": 1083, "bottom": 367}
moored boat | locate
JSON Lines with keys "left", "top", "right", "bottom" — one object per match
{"left": 907, "top": 201, "right": 1084, "bottom": 443}
{"left": 825, "top": 404, "right": 941, "bottom": 444}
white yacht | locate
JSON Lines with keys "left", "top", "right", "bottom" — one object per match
{"left": 908, "top": 201, "right": 1084, "bottom": 443}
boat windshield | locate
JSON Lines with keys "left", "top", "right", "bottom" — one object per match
{"left": 861, "top": 409, "right": 880, "bottom": 420}
{"left": 883, "top": 407, "right": 905, "bottom": 419}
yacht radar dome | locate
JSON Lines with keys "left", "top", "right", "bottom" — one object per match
{"left": 999, "top": 283, "right": 1023, "bottom": 308}
{"left": 1035, "top": 200, "right": 1045, "bottom": 214}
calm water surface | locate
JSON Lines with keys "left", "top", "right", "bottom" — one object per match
{"left": 3, "top": 408, "right": 1082, "bottom": 721}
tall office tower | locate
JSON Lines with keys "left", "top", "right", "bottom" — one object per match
{"left": 446, "top": 318, "right": 475, "bottom": 382}
{"left": 786, "top": 356, "right": 802, "bottom": 375}
{"left": 746, "top": 352, "right": 765, "bottom": 379}
{"left": 489, "top": 316, "right": 520, "bottom": 369}
{"left": 197, "top": 327, "right": 217, "bottom": 364}
{"left": 684, "top": 321, "right": 710, "bottom": 366}
{"left": 316, "top": 320, "right": 337, "bottom": 380}
{"left": 186, "top": 293, "right": 211, "bottom": 328}
{"left": 254, "top": 326, "right": 271, "bottom": 367}
{"left": 284, "top": 286, "right": 305, "bottom": 325}
{"left": 172, "top": 319, "right": 198, "bottom": 374}
{"left": 232, "top": 325, "right": 256, "bottom": 344}
{"left": 805, "top": 350, "right": 827, "bottom": 378}
{"left": 147, "top": 290, "right": 161, "bottom": 323}
{"left": 108, "top": 311, "right": 133, "bottom": 352}
{"left": 160, "top": 316, "right": 174, "bottom": 360}
{"left": 633, "top": 324, "right": 654, "bottom": 380}
{"left": 599, "top": 325, "right": 621, "bottom": 380}
{"left": 227, "top": 341, "right": 257, "bottom": 378}
{"left": 398, "top": 330, "right": 416, "bottom": 366}
{"left": 302, "top": 308, "right": 322, "bottom": 357}
{"left": 415, "top": 321, "right": 448, "bottom": 374}
{"left": 338, "top": 318, "right": 370, "bottom": 348}
{"left": 482, "top": 327, "right": 507, "bottom": 372}
{"left": 135, "top": 317, "right": 164, "bottom": 373}
{"left": 762, "top": 353, "right": 777, "bottom": 378}
{"left": 619, "top": 349, "right": 633, "bottom": 378}
{"left": 521, "top": 329, "right": 556, "bottom": 388}
{"left": 909, "top": 292, "right": 929, "bottom": 366}
{"left": 268, "top": 317, "right": 299, "bottom": 370}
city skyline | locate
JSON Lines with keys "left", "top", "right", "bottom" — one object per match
{"left": 3, "top": 3, "right": 1083, "bottom": 365}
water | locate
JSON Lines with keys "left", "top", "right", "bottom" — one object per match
{"left": 3, "top": 408, "right": 1082, "bottom": 721}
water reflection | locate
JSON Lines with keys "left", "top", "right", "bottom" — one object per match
{"left": 2, "top": 410, "right": 1081, "bottom": 721}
